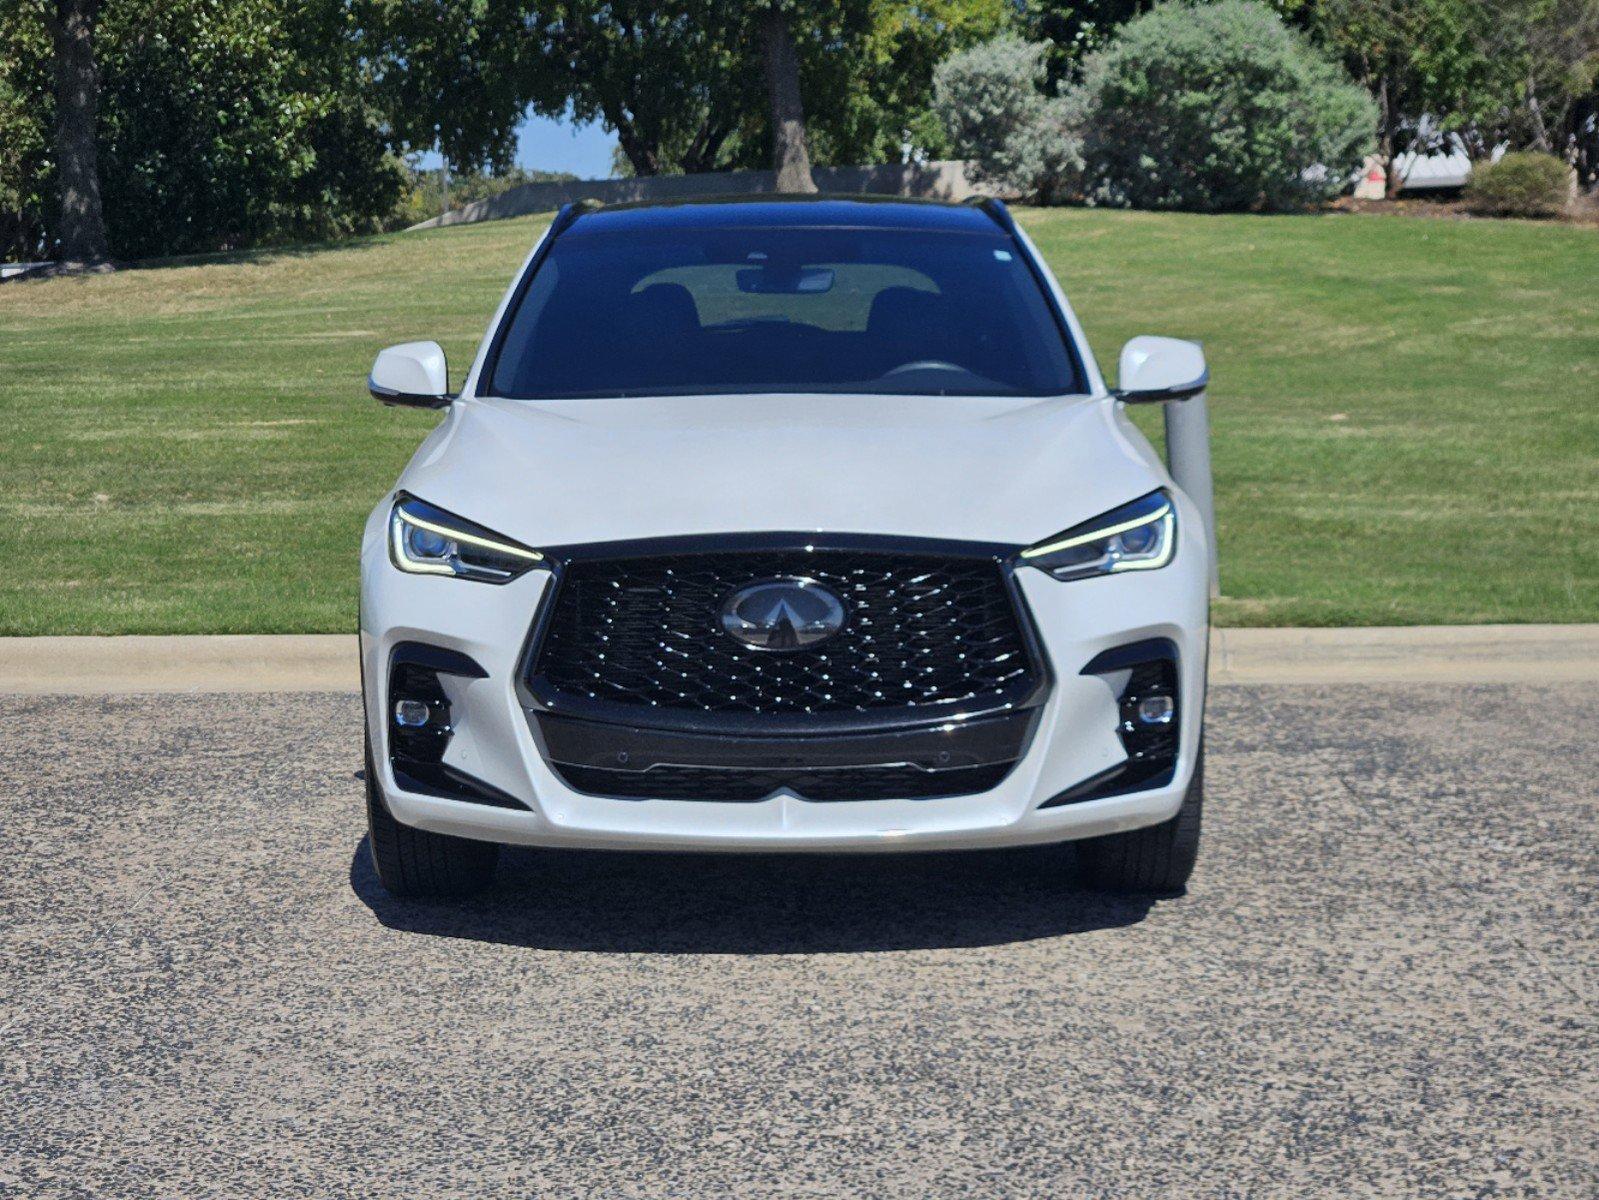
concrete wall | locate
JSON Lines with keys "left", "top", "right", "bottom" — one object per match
{"left": 408, "top": 161, "right": 985, "bottom": 230}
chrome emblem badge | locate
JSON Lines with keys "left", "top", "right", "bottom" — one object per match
{"left": 720, "top": 577, "right": 847, "bottom": 652}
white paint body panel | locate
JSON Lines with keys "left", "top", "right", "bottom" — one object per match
{"left": 360, "top": 219, "right": 1210, "bottom": 852}
{"left": 369, "top": 340, "right": 449, "bottom": 400}
{"left": 401, "top": 389, "right": 1171, "bottom": 550}
{"left": 1117, "top": 335, "right": 1207, "bottom": 399}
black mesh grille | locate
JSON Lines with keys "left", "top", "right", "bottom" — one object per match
{"left": 529, "top": 546, "right": 1037, "bottom": 724}
{"left": 555, "top": 761, "right": 1017, "bottom": 803}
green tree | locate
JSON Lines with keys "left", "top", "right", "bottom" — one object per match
{"left": 1, "top": 0, "right": 403, "bottom": 261}
{"left": 822, "top": 0, "right": 1012, "bottom": 164}
{"left": 1310, "top": 0, "right": 1476, "bottom": 192}
{"left": 932, "top": 35, "right": 1082, "bottom": 200}
{"left": 525, "top": 0, "right": 876, "bottom": 183}
{"left": 737, "top": 0, "right": 1012, "bottom": 172}
{"left": 360, "top": 0, "right": 761, "bottom": 177}
{"left": 360, "top": 0, "right": 1008, "bottom": 181}
{"left": 1026, "top": 0, "right": 1151, "bottom": 86}
{"left": 549, "top": 1, "right": 757, "bottom": 177}
{"left": 1433, "top": 0, "right": 1598, "bottom": 158}
{"left": 98, "top": 0, "right": 404, "bottom": 257}
{"left": 0, "top": 2, "right": 53, "bottom": 259}
{"left": 357, "top": 0, "right": 576, "bottom": 174}
{"left": 1027, "top": 0, "right": 1314, "bottom": 87}
{"left": 1076, "top": 0, "right": 1376, "bottom": 211}
{"left": 1307, "top": 0, "right": 1598, "bottom": 190}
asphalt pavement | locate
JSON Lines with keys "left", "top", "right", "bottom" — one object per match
{"left": 2, "top": 683, "right": 1594, "bottom": 1198}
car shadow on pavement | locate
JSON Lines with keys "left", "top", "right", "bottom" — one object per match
{"left": 348, "top": 837, "right": 1161, "bottom": 954}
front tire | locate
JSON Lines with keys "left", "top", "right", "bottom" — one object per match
{"left": 365, "top": 736, "right": 498, "bottom": 898}
{"left": 1078, "top": 753, "right": 1203, "bottom": 894}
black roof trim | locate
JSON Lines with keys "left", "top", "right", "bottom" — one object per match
{"left": 969, "top": 197, "right": 1017, "bottom": 235}
{"left": 552, "top": 193, "right": 1007, "bottom": 238}
{"left": 552, "top": 191, "right": 1010, "bottom": 239}
{"left": 597, "top": 191, "right": 977, "bottom": 214}
{"left": 549, "top": 197, "right": 605, "bottom": 239}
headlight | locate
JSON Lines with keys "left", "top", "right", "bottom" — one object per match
{"left": 389, "top": 494, "right": 544, "bottom": 583}
{"left": 1019, "top": 490, "right": 1176, "bottom": 581}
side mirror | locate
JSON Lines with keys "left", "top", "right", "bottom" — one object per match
{"left": 1114, "top": 336, "right": 1208, "bottom": 403}
{"left": 369, "top": 341, "right": 452, "bottom": 408}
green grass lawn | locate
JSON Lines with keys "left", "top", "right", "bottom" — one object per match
{"left": 0, "top": 208, "right": 1594, "bottom": 634}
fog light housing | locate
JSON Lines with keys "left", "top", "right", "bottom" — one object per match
{"left": 382, "top": 642, "right": 526, "bottom": 810}
{"left": 1040, "top": 638, "right": 1181, "bottom": 807}
{"left": 388, "top": 661, "right": 452, "bottom": 762}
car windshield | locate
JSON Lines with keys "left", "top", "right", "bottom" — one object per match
{"left": 488, "top": 224, "right": 1082, "bottom": 398}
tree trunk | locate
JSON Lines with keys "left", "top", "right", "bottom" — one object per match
{"left": 607, "top": 104, "right": 661, "bottom": 177}
{"left": 1378, "top": 74, "right": 1403, "bottom": 200}
{"left": 49, "top": 0, "right": 110, "bottom": 263}
{"left": 682, "top": 118, "right": 731, "bottom": 175}
{"left": 1526, "top": 75, "right": 1553, "bottom": 154}
{"left": 760, "top": 6, "right": 816, "bottom": 193}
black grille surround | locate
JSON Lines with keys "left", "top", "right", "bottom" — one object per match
{"left": 519, "top": 533, "right": 1050, "bottom": 802}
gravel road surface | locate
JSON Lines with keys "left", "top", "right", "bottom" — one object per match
{"left": 2, "top": 685, "right": 1594, "bottom": 1198}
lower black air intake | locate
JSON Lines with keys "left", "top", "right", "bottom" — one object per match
{"left": 1039, "top": 638, "right": 1181, "bottom": 808}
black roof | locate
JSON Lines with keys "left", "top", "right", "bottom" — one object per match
{"left": 560, "top": 194, "right": 1011, "bottom": 238}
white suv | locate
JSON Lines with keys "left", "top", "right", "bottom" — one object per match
{"left": 360, "top": 196, "right": 1211, "bottom": 898}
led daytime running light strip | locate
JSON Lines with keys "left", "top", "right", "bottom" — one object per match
{"left": 1020, "top": 501, "right": 1172, "bottom": 560}
{"left": 398, "top": 508, "right": 544, "bottom": 562}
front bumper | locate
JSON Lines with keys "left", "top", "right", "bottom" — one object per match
{"left": 358, "top": 503, "right": 1210, "bottom": 853}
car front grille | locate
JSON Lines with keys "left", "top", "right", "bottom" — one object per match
{"left": 522, "top": 535, "right": 1047, "bottom": 803}
{"left": 527, "top": 540, "right": 1039, "bottom": 729}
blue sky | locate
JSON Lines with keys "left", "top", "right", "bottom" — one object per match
{"left": 516, "top": 112, "right": 618, "bottom": 178}
{"left": 417, "top": 111, "right": 619, "bottom": 179}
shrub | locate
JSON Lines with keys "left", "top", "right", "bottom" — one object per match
{"left": 1465, "top": 152, "right": 1573, "bottom": 218}
{"left": 1075, "top": 0, "right": 1376, "bottom": 212}
{"left": 932, "top": 36, "right": 1081, "bottom": 203}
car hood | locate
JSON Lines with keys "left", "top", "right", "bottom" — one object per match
{"left": 397, "top": 392, "right": 1165, "bottom": 550}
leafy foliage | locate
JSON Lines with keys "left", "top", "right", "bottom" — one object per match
{"left": 931, "top": 36, "right": 1080, "bottom": 201}
{"left": 1, "top": 0, "right": 404, "bottom": 261}
{"left": 1075, "top": 0, "right": 1376, "bottom": 211}
{"left": 1310, "top": 0, "right": 1599, "bottom": 182}
{"left": 359, "top": 1, "right": 1008, "bottom": 178}
{"left": 819, "top": 0, "right": 1012, "bottom": 166}
{"left": 1024, "top": 0, "right": 1151, "bottom": 87}
{"left": 555, "top": 1, "right": 771, "bottom": 176}
{"left": 353, "top": 0, "right": 536, "bottom": 175}
{"left": 0, "top": 1, "right": 53, "bottom": 260}
{"left": 1465, "top": 151, "right": 1573, "bottom": 216}
{"left": 7, "top": 0, "right": 1590, "bottom": 262}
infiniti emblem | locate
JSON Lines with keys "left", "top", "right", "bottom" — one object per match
{"left": 720, "top": 577, "right": 847, "bottom": 652}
